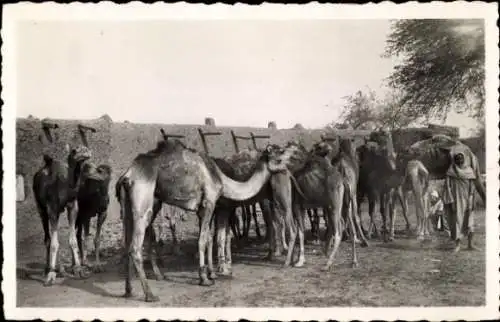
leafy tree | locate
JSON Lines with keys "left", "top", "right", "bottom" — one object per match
{"left": 384, "top": 19, "right": 485, "bottom": 121}
{"left": 334, "top": 89, "right": 418, "bottom": 131}
{"left": 336, "top": 89, "right": 381, "bottom": 130}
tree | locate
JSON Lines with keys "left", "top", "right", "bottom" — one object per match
{"left": 334, "top": 89, "right": 419, "bottom": 131}
{"left": 336, "top": 89, "right": 381, "bottom": 130}
{"left": 384, "top": 19, "right": 485, "bottom": 121}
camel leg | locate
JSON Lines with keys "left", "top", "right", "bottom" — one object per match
{"left": 169, "top": 216, "right": 183, "bottom": 256}
{"left": 125, "top": 181, "right": 159, "bottom": 302}
{"left": 346, "top": 199, "right": 358, "bottom": 268}
{"left": 146, "top": 225, "right": 163, "bottom": 281}
{"left": 66, "top": 202, "right": 86, "bottom": 279}
{"left": 280, "top": 211, "right": 288, "bottom": 251}
{"left": 44, "top": 206, "right": 60, "bottom": 286}
{"left": 130, "top": 214, "right": 158, "bottom": 302}
{"left": 307, "top": 209, "right": 316, "bottom": 239}
{"left": 283, "top": 203, "right": 299, "bottom": 267}
{"left": 252, "top": 203, "right": 262, "bottom": 240}
{"left": 409, "top": 167, "right": 425, "bottom": 240}
{"left": 351, "top": 195, "right": 369, "bottom": 247}
{"left": 76, "top": 214, "right": 91, "bottom": 268}
{"left": 294, "top": 205, "right": 306, "bottom": 267}
{"left": 242, "top": 205, "right": 250, "bottom": 240}
{"left": 225, "top": 223, "right": 233, "bottom": 272}
{"left": 206, "top": 218, "right": 217, "bottom": 281}
{"left": 398, "top": 187, "right": 411, "bottom": 234}
{"left": 323, "top": 206, "right": 333, "bottom": 255}
{"left": 92, "top": 211, "right": 107, "bottom": 272}
{"left": 367, "top": 195, "right": 379, "bottom": 239}
{"left": 380, "top": 192, "right": 390, "bottom": 242}
{"left": 388, "top": 190, "right": 397, "bottom": 241}
{"left": 216, "top": 208, "right": 232, "bottom": 276}
{"left": 262, "top": 201, "right": 280, "bottom": 260}
{"left": 323, "top": 185, "right": 344, "bottom": 271}
{"left": 234, "top": 209, "right": 242, "bottom": 240}
{"left": 36, "top": 202, "right": 52, "bottom": 275}
{"left": 198, "top": 200, "right": 216, "bottom": 286}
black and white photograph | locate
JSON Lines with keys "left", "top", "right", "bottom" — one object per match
{"left": 2, "top": 2, "right": 499, "bottom": 321}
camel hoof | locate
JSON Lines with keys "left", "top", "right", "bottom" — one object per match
{"left": 320, "top": 265, "right": 331, "bottom": 272}
{"left": 351, "top": 262, "right": 359, "bottom": 268}
{"left": 388, "top": 236, "right": 394, "bottom": 242}
{"left": 145, "top": 294, "right": 160, "bottom": 302}
{"left": 453, "top": 245, "right": 461, "bottom": 253}
{"left": 123, "top": 292, "right": 133, "bottom": 298}
{"left": 218, "top": 273, "right": 233, "bottom": 280}
{"left": 311, "top": 239, "right": 321, "bottom": 246}
{"left": 73, "top": 266, "right": 90, "bottom": 279}
{"left": 43, "top": 271, "right": 57, "bottom": 286}
{"left": 208, "top": 271, "right": 217, "bottom": 280}
{"left": 293, "top": 259, "right": 305, "bottom": 268}
{"left": 263, "top": 253, "right": 274, "bottom": 261}
{"left": 92, "top": 263, "right": 106, "bottom": 273}
{"left": 360, "top": 240, "right": 369, "bottom": 248}
{"left": 467, "top": 245, "right": 478, "bottom": 251}
{"left": 199, "top": 278, "right": 215, "bottom": 286}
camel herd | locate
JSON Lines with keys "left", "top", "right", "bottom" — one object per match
{"left": 32, "top": 126, "right": 486, "bottom": 302}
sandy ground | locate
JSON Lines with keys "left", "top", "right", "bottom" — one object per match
{"left": 16, "top": 201, "right": 486, "bottom": 307}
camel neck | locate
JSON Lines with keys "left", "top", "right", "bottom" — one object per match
{"left": 217, "top": 161, "right": 271, "bottom": 201}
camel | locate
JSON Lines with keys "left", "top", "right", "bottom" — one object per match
{"left": 116, "top": 139, "right": 290, "bottom": 302}
{"left": 33, "top": 144, "right": 94, "bottom": 285}
{"left": 310, "top": 137, "right": 369, "bottom": 246}
{"left": 284, "top": 141, "right": 357, "bottom": 270}
{"left": 212, "top": 145, "right": 300, "bottom": 276}
{"left": 218, "top": 149, "right": 269, "bottom": 244}
{"left": 70, "top": 146, "right": 112, "bottom": 272}
{"left": 355, "top": 130, "right": 417, "bottom": 241}
{"left": 397, "top": 134, "right": 486, "bottom": 242}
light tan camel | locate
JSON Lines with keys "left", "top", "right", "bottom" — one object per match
{"left": 116, "top": 139, "right": 290, "bottom": 302}
{"left": 313, "top": 137, "right": 369, "bottom": 246}
{"left": 285, "top": 143, "right": 354, "bottom": 270}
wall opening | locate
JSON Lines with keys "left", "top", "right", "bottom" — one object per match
{"left": 16, "top": 174, "right": 25, "bottom": 202}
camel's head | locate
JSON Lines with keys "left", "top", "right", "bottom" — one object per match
{"left": 312, "top": 141, "right": 334, "bottom": 159}
{"left": 68, "top": 145, "right": 92, "bottom": 163}
{"left": 368, "top": 129, "right": 396, "bottom": 170}
{"left": 262, "top": 144, "right": 290, "bottom": 173}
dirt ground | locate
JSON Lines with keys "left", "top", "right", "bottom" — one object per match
{"left": 16, "top": 200, "right": 486, "bottom": 307}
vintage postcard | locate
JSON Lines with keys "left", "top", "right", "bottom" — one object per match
{"left": 2, "top": 2, "right": 499, "bottom": 321}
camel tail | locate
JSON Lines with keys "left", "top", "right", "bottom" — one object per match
{"left": 118, "top": 175, "right": 134, "bottom": 253}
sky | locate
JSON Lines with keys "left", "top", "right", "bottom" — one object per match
{"left": 16, "top": 20, "right": 480, "bottom": 136}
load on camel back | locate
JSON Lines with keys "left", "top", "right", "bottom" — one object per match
{"left": 400, "top": 134, "right": 486, "bottom": 251}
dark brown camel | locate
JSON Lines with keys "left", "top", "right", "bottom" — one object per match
{"left": 356, "top": 130, "right": 413, "bottom": 241}
{"left": 33, "top": 144, "right": 93, "bottom": 285}
{"left": 71, "top": 147, "right": 112, "bottom": 272}
{"left": 116, "top": 139, "right": 290, "bottom": 302}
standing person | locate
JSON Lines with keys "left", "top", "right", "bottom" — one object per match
{"left": 441, "top": 144, "right": 485, "bottom": 252}
{"left": 428, "top": 189, "right": 448, "bottom": 234}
